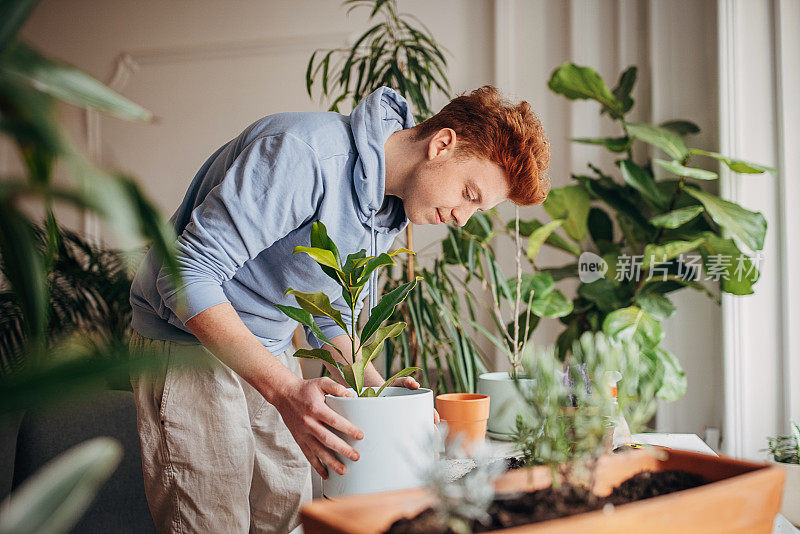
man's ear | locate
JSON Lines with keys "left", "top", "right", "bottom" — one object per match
{"left": 427, "top": 128, "right": 457, "bottom": 161}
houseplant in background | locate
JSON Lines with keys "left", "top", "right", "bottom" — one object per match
{"left": 276, "top": 221, "right": 434, "bottom": 498}
{"left": 765, "top": 421, "right": 800, "bottom": 526}
{"left": 507, "top": 62, "right": 775, "bottom": 408}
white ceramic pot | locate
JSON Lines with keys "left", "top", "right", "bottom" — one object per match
{"left": 476, "top": 372, "right": 534, "bottom": 437}
{"left": 322, "top": 387, "right": 434, "bottom": 498}
{"left": 776, "top": 461, "right": 800, "bottom": 527}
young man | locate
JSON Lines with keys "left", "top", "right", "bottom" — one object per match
{"left": 129, "top": 85, "right": 550, "bottom": 533}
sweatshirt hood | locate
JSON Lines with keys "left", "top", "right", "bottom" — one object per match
{"left": 349, "top": 86, "right": 415, "bottom": 233}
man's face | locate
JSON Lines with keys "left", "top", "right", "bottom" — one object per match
{"left": 402, "top": 129, "right": 510, "bottom": 227}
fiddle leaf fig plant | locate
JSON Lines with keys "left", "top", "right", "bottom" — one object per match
{"left": 276, "top": 221, "right": 422, "bottom": 397}
{"left": 506, "top": 62, "right": 775, "bottom": 403}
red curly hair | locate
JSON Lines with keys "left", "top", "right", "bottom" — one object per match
{"left": 410, "top": 86, "right": 550, "bottom": 206}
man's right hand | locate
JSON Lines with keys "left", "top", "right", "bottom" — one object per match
{"left": 271, "top": 376, "right": 363, "bottom": 479}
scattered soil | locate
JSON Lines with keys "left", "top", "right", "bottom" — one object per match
{"left": 504, "top": 456, "right": 526, "bottom": 470}
{"left": 384, "top": 470, "right": 706, "bottom": 534}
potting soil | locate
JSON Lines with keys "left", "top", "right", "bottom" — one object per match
{"left": 384, "top": 470, "right": 706, "bottom": 534}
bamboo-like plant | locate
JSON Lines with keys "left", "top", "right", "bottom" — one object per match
{"left": 305, "top": 0, "right": 451, "bottom": 122}
{"left": 276, "top": 221, "right": 422, "bottom": 397}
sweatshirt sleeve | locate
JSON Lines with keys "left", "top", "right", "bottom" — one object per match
{"left": 156, "top": 133, "right": 323, "bottom": 324}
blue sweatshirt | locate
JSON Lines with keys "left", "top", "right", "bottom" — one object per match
{"left": 130, "top": 87, "right": 414, "bottom": 354}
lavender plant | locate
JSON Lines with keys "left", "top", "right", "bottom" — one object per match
{"left": 512, "top": 332, "right": 658, "bottom": 488}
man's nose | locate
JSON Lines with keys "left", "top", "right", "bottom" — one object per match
{"left": 451, "top": 205, "right": 477, "bottom": 227}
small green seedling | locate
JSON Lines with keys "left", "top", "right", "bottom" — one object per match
{"left": 276, "top": 221, "right": 422, "bottom": 397}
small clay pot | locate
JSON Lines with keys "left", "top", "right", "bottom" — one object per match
{"left": 435, "top": 393, "right": 490, "bottom": 449}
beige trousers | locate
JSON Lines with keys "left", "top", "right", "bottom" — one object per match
{"left": 130, "top": 331, "right": 312, "bottom": 533}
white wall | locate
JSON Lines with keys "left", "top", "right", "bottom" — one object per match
{"left": 17, "top": 0, "right": 731, "bottom": 439}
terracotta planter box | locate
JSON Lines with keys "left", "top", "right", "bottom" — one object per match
{"left": 301, "top": 449, "right": 785, "bottom": 534}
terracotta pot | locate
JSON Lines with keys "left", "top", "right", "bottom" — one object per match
{"left": 301, "top": 449, "right": 785, "bottom": 534}
{"left": 435, "top": 393, "right": 490, "bottom": 449}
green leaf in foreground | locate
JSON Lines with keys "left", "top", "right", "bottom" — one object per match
{"left": 3, "top": 42, "right": 152, "bottom": 121}
{"left": 0, "top": 437, "right": 122, "bottom": 534}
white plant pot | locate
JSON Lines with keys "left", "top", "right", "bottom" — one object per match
{"left": 775, "top": 461, "right": 800, "bottom": 527}
{"left": 322, "top": 387, "right": 434, "bottom": 498}
{"left": 477, "top": 372, "right": 534, "bottom": 437}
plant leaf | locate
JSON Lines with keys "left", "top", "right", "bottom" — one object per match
{"left": 649, "top": 206, "right": 705, "bottom": 229}
{"left": 531, "top": 289, "right": 573, "bottom": 318}
{"left": 511, "top": 219, "right": 581, "bottom": 256}
{"left": 690, "top": 148, "right": 776, "bottom": 174}
{"left": 650, "top": 347, "right": 687, "bottom": 401}
{"left": 602, "top": 306, "right": 664, "bottom": 351}
{"left": 624, "top": 122, "right": 690, "bottom": 162}
{"left": 619, "top": 159, "right": 667, "bottom": 208}
{"left": 285, "top": 289, "right": 346, "bottom": 330}
{"left": 310, "top": 221, "right": 342, "bottom": 280}
{"left": 354, "top": 322, "right": 406, "bottom": 392}
{"left": 356, "top": 252, "right": 395, "bottom": 285}
{"left": 543, "top": 185, "right": 591, "bottom": 242}
{"left": 634, "top": 293, "right": 676, "bottom": 320}
{"left": 642, "top": 237, "right": 705, "bottom": 269}
{"left": 274, "top": 304, "right": 343, "bottom": 354}
{"left": 3, "top": 42, "right": 152, "bottom": 121}
{"left": 360, "top": 277, "right": 420, "bottom": 345}
{"left": 526, "top": 219, "right": 564, "bottom": 261}
{"left": 0, "top": 437, "right": 122, "bottom": 534}
{"left": 684, "top": 186, "right": 767, "bottom": 251}
{"left": 375, "top": 367, "right": 420, "bottom": 397}
{"left": 293, "top": 246, "right": 343, "bottom": 274}
{"left": 293, "top": 348, "right": 341, "bottom": 369}
{"left": 659, "top": 120, "right": 701, "bottom": 136}
{"left": 569, "top": 136, "right": 632, "bottom": 153}
{"left": 698, "top": 232, "right": 760, "bottom": 295}
{"left": 547, "top": 62, "right": 624, "bottom": 117}
{"left": 654, "top": 158, "right": 718, "bottom": 180}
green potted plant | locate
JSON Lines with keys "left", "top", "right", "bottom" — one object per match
{"left": 276, "top": 221, "right": 433, "bottom": 498}
{"left": 765, "top": 421, "right": 800, "bottom": 526}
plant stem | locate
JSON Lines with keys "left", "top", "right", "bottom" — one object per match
{"left": 513, "top": 206, "right": 522, "bottom": 374}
